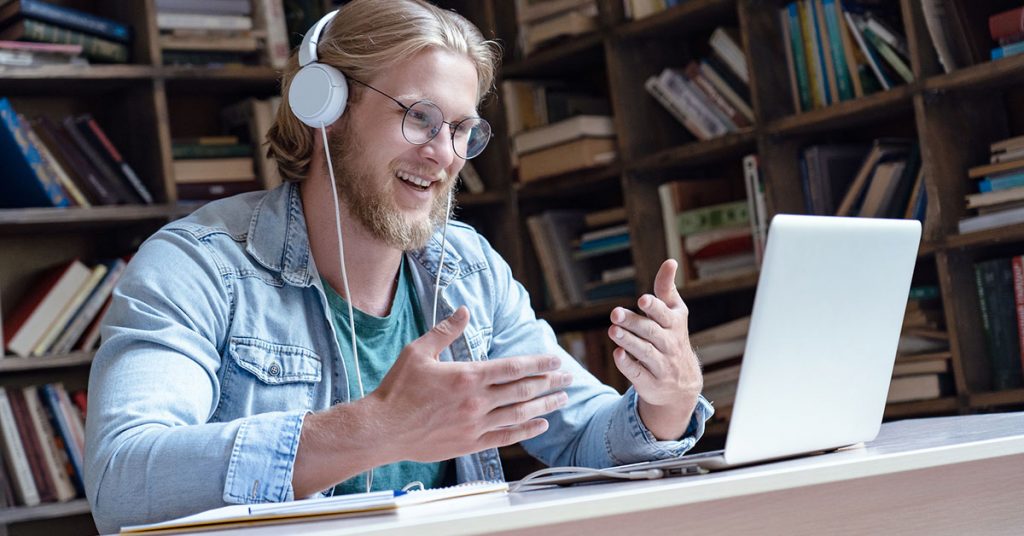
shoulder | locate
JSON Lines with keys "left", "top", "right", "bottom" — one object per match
{"left": 162, "top": 191, "right": 266, "bottom": 243}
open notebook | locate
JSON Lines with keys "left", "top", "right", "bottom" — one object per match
{"left": 120, "top": 481, "right": 508, "bottom": 534}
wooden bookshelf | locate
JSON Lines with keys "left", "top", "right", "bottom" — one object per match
{"left": 0, "top": 499, "right": 91, "bottom": 526}
{"left": 0, "top": 352, "right": 95, "bottom": 374}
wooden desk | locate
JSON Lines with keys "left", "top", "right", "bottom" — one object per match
{"left": 171, "top": 412, "right": 1024, "bottom": 535}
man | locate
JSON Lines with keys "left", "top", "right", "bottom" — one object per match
{"left": 84, "top": 0, "right": 711, "bottom": 532}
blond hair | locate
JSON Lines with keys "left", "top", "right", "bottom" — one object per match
{"left": 266, "top": 0, "right": 501, "bottom": 183}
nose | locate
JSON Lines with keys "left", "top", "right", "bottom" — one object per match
{"left": 418, "top": 125, "right": 457, "bottom": 169}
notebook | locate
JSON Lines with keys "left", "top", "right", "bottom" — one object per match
{"left": 514, "top": 214, "right": 922, "bottom": 489}
{"left": 120, "top": 481, "right": 508, "bottom": 534}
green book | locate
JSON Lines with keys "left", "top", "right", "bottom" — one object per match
{"left": 677, "top": 200, "right": 749, "bottom": 235}
{"left": 974, "top": 258, "right": 1024, "bottom": 391}
{"left": 0, "top": 18, "right": 128, "bottom": 63}
{"left": 863, "top": 28, "right": 912, "bottom": 84}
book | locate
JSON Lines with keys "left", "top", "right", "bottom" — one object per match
{"left": 63, "top": 115, "right": 139, "bottom": 204}
{"left": 78, "top": 114, "right": 154, "bottom": 204}
{"left": 974, "top": 257, "right": 1023, "bottom": 390}
{"left": 742, "top": 154, "right": 767, "bottom": 264}
{"left": 966, "top": 187, "right": 1024, "bottom": 209}
{"left": 801, "top": 144, "right": 871, "bottom": 215}
{"left": 50, "top": 260, "right": 125, "bottom": 357}
{"left": 844, "top": 10, "right": 891, "bottom": 90}
{"left": 658, "top": 179, "right": 744, "bottom": 286}
{"left": 782, "top": 2, "right": 812, "bottom": 112}
{"left": 38, "top": 384, "right": 84, "bottom": 496}
{"left": 886, "top": 374, "right": 943, "bottom": 403}
{"left": 835, "top": 139, "right": 911, "bottom": 216}
{"left": 1013, "top": 256, "right": 1024, "bottom": 381}
{"left": 158, "top": 33, "right": 259, "bottom": 53}
{"left": 21, "top": 386, "right": 75, "bottom": 502}
{"left": 172, "top": 142, "right": 253, "bottom": 159}
{"left": 252, "top": 0, "right": 289, "bottom": 68}
{"left": 121, "top": 481, "right": 509, "bottom": 534}
{"left": 0, "top": 98, "right": 69, "bottom": 208}
{"left": 30, "top": 263, "right": 106, "bottom": 356}
{"left": 156, "top": 12, "right": 254, "bottom": 31}
{"left": 0, "top": 0, "right": 132, "bottom": 43}
{"left": 32, "top": 115, "right": 118, "bottom": 205}
{"left": 515, "top": 0, "right": 593, "bottom": 24}
{"left": 0, "top": 18, "right": 128, "bottom": 62}
{"left": 22, "top": 120, "right": 89, "bottom": 207}
{"left": 989, "top": 6, "right": 1024, "bottom": 41}
{"left": 526, "top": 210, "right": 589, "bottom": 308}
{"left": 920, "top": 0, "right": 974, "bottom": 73}
{"left": 968, "top": 159, "right": 1024, "bottom": 179}
{"left": 709, "top": 27, "right": 748, "bottom": 84}
{"left": 518, "top": 137, "right": 617, "bottom": 183}
{"left": 677, "top": 200, "right": 749, "bottom": 235}
{"left": 645, "top": 75, "right": 712, "bottom": 141}
{"left": 155, "top": 0, "right": 252, "bottom": 15}
{"left": 584, "top": 206, "right": 627, "bottom": 228}
{"left": 513, "top": 115, "right": 615, "bottom": 155}
{"left": 0, "top": 389, "right": 39, "bottom": 506}
{"left": 221, "top": 97, "right": 282, "bottom": 189}
{"left": 857, "top": 159, "right": 907, "bottom": 217}
{"left": 518, "top": 3, "right": 598, "bottom": 57}
{"left": 173, "top": 157, "right": 257, "bottom": 183}
{"left": 959, "top": 204, "right": 1024, "bottom": 234}
{"left": 5, "top": 388, "right": 55, "bottom": 503}
{"left": 3, "top": 260, "right": 91, "bottom": 358}
{"left": 690, "top": 316, "right": 751, "bottom": 348}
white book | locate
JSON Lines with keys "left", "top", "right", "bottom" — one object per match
{"left": 959, "top": 205, "right": 1024, "bottom": 233}
{"left": 513, "top": 115, "right": 615, "bottom": 155}
{"left": 691, "top": 315, "right": 751, "bottom": 347}
{"left": 703, "top": 363, "right": 742, "bottom": 387}
{"left": 709, "top": 27, "right": 749, "bottom": 83}
{"left": 32, "top": 264, "right": 107, "bottom": 356}
{"left": 966, "top": 186, "right": 1024, "bottom": 209}
{"left": 658, "top": 182, "right": 687, "bottom": 289}
{"left": 156, "top": 12, "right": 253, "bottom": 31}
{"left": 253, "top": 0, "right": 289, "bottom": 69}
{"left": 887, "top": 374, "right": 941, "bottom": 403}
{"left": 658, "top": 70, "right": 730, "bottom": 138}
{"left": 845, "top": 11, "right": 891, "bottom": 90}
{"left": 51, "top": 259, "right": 127, "bottom": 355}
{"left": 645, "top": 76, "right": 711, "bottom": 140}
{"left": 697, "top": 339, "right": 747, "bottom": 367}
{"left": 7, "top": 260, "right": 92, "bottom": 358}
{"left": 0, "top": 389, "right": 40, "bottom": 506}
{"left": 122, "top": 481, "right": 508, "bottom": 534}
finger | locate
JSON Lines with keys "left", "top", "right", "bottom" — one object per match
{"left": 478, "top": 419, "right": 549, "bottom": 450}
{"left": 414, "top": 306, "right": 470, "bottom": 359}
{"left": 654, "top": 259, "right": 685, "bottom": 309}
{"left": 608, "top": 326, "right": 665, "bottom": 376}
{"left": 489, "top": 371, "right": 572, "bottom": 407}
{"left": 487, "top": 391, "right": 568, "bottom": 428}
{"left": 613, "top": 347, "right": 655, "bottom": 387}
{"left": 610, "top": 307, "right": 672, "bottom": 352}
{"left": 637, "top": 294, "right": 675, "bottom": 330}
{"left": 476, "top": 354, "right": 562, "bottom": 385}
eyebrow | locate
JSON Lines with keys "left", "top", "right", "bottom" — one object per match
{"left": 395, "top": 93, "right": 478, "bottom": 120}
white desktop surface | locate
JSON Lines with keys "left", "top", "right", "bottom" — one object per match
{"left": 137, "top": 412, "right": 1024, "bottom": 535}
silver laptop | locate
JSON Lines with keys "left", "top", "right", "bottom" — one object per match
{"left": 517, "top": 214, "right": 922, "bottom": 488}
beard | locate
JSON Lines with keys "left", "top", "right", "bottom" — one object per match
{"left": 326, "top": 124, "right": 456, "bottom": 251}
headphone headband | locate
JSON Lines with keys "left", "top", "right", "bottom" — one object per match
{"left": 299, "top": 10, "right": 339, "bottom": 67}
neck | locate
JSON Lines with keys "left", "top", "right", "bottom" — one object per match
{"left": 301, "top": 168, "right": 403, "bottom": 318}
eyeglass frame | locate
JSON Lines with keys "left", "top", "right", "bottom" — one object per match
{"left": 347, "top": 77, "right": 492, "bottom": 159}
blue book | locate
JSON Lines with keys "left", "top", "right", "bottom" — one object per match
{"left": 0, "top": 97, "right": 69, "bottom": 208}
{"left": 786, "top": 2, "right": 813, "bottom": 112}
{"left": 992, "top": 40, "right": 1024, "bottom": 60}
{"left": 12, "top": 0, "right": 132, "bottom": 44}
{"left": 807, "top": 0, "right": 833, "bottom": 104}
{"left": 979, "top": 171, "right": 1024, "bottom": 192}
{"left": 822, "top": 0, "right": 854, "bottom": 101}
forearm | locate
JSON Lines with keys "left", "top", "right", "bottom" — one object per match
{"left": 291, "top": 396, "right": 393, "bottom": 497}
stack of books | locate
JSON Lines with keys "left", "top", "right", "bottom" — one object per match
{"left": 644, "top": 27, "right": 754, "bottom": 141}
{"left": 0, "top": 0, "right": 131, "bottom": 64}
{"left": 2, "top": 258, "right": 127, "bottom": 358}
{"left": 0, "top": 383, "right": 87, "bottom": 508}
{"left": 889, "top": 285, "right": 952, "bottom": 404}
{"left": 624, "top": 0, "right": 688, "bottom": 21}
{"left": 156, "top": 0, "right": 279, "bottom": 67}
{"left": 689, "top": 315, "right": 751, "bottom": 412}
{"left": 0, "top": 97, "right": 154, "bottom": 208}
{"left": 526, "top": 206, "right": 635, "bottom": 310}
{"left": 658, "top": 177, "right": 757, "bottom": 287}
{"left": 780, "top": 0, "right": 910, "bottom": 113}
{"left": 989, "top": 5, "right": 1024, "bottom": 60}
{"left": 172, "top": 136, "right": 258, "bottom": 201}
{"left": 958, "top": 135, "right": 1024, "bottom": 234}
{"left": 514, "top": 0, "right": 600, "bottom": 58}
{"left": 512, "top": 114, "right": 617, "bottom": 183}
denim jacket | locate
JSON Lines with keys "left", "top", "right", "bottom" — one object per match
{"left": 84, "top": 182, "right": 713, "bottom": 533}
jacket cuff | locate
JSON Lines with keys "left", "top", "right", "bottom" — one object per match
{"left": 223, "top": 411, "right": 306, "bottom": 504}
{"left": 606, "top": 387, "right": 714, "bottom": 465}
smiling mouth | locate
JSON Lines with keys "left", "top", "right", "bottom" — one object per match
{"left": 396, "top": 170, "right": 433, "bottom": 191}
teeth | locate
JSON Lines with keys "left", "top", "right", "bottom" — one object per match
{"left": 396, "top": 170, "right": 431, "bottom": 188}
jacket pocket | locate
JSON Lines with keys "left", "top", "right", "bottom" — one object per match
{"left": 215, "top": 337, "right": 322, "bottom": 419}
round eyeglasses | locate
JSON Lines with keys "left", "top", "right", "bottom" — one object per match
{"left": 350, "top": 78, "right": 492, "bottom": 160}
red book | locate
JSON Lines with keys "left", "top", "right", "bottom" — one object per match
{"left": 5, "top": 388, "right": 56, "bottom": 503}
{"left": 1012, "top": 256, "right": 1024, "bottom": 378}
{"left": 691, "top": 234, "right": 755, "bottom": 260}
{"left": 989, "top": 7, "right": 1024, "bottom": 41}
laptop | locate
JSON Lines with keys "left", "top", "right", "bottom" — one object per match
{"left": 515, "top": 214, "right": 922, "bottom": 488}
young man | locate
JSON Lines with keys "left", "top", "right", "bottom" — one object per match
{"left": 84, "top": 0, "right": 711, "bottom": 532}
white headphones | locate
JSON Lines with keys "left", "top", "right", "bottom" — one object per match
{"left": 288, "top": 10, "right": 348, "bottom": 128}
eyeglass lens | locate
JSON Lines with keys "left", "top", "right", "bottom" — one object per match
{"left": 401, "top": 101, "right": 491, "bottom": 159}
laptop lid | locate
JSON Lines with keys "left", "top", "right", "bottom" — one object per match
{"left": 722, "top": 215, "right": 921, "bottom": 466}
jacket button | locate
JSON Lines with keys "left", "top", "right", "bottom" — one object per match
{"left": 268, "top": 363, "right": 281, "bottom": 376}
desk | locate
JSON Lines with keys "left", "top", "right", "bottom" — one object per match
{"left": 184, "top": 412, "right": 1024, "bottom": 535}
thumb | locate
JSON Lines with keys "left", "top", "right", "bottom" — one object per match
{"left": 415, "top": 306, "right": 470, "bottom": 360}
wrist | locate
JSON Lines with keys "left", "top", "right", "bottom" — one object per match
{"left": 637, "top": 392, "right": 699, "bottom": 441}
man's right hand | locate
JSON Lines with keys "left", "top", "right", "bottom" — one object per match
{"left": 367, "top": 305, "right": 572, "bottom": 464}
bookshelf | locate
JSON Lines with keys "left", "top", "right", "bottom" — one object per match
{"left": 453, "top": 0, "right": 1024, "bottom": 470}
{"left": 3, "top": 0, "right": 1024, "bottom": 532}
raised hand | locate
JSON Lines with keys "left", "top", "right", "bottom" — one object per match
{"left": 608, "top": 259, "right": 703, "bottom": 439}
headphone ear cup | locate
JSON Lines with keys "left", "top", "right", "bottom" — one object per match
{"left": 288, "top": 62, "right": 349, "bottom": 128}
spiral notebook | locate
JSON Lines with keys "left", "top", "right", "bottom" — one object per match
{"left": 120, "top": 481, "right": 508, "bottom": 534}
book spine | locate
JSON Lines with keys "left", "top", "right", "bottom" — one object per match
{"left": 0, "top": 389, "right": 40, "bottom": 506}
{"left": 978, "top": 172, "right": 1024, "bottom": 192}
{"left": 844, "top": 11, "right": 892, "bottom": 89}
{"left": 677, "top": 201, "right": 749, "bottom": 235}
{"left": 525, "top": 216, "right": 570, "bottom": 309}
{"left": 22, "top": 19, "right": 128, "bottom": 63}
{"left": 21, "top": 0, "right": 132, "bottom": 43}
{"left": 645, "top": 77, "right": 710, "bottom": 140}
{"left": 798, "top": 0, "right": 825, "bottom": 107}
{"left": 989, "top": 7, "right": 1024, "bottom": 41}
{"left": 62, "top": 116, "right": 133, "bottom": 203}
{"left": 39, "top": 385, "right": 84, "bottom": 496}
{"left": 24, "top": 125, "right": 89, "bottom": 207}
{"left": 6, "top": 389, "right": 56, "bottom": 503}
{"left": 0, "top": 98, "right": 69, "bottom": 207}
{"left": 36, "top": 116, "right": 117, "bottom": 205}
{"left": 863, "top": 29, "right": 913, "bottom": 83}
{"left": 660, "top": 71, "right": 730, "bottom": 137}
{"left": 822, "top": 0, "right": 854, "bottom": 101}
{"left": 51, "top": 260, "right": 124, "bottom": 355}
{"left": 34, "top": 387, "right": 82, "bottom": 495}
{"left": 812, "top": 0, "right": 839, "bottom": 104}
{"left": 991, "top": 40, "right": 1024, "bottom": 60}
{"left": 253, "top": 0, "right": 289, "bottom": 69}
{"left": 1014, "top": 256, "right": 1024, "bottom": 384}
{"left": 976, "top": 259, "right": 1024, "bottom": 390}
{"left": 21, "top": 386, "right": 75, "bottom": 501}
{"left": 785, "top": 3, "right": 813, "bottom": 112}
{"left": 743, "top": 154, "right": 765, "bottom": 264}
{"left": 84, "top": 116, "right": 154, "bottom": 204}
{"left": 156, "top": 12, "right": 253, "bottom": 31}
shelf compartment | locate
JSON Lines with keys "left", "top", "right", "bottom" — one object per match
{"left": 628, "top": 130, "right": 757, "bottom": 174}
{"left": 502, "top": 33, "right": 606, "bottom": 79}
{"left": 614, "top": 0, "right": 738, "bottom": 40}
{"left": 764, "top": 85, "right": 916, "bottom": 137}
{"left": 515, "top": 164, "right": 622, "bottom": 200}
{"left": 0, "top": 352, "right": 95, "bottom": 373}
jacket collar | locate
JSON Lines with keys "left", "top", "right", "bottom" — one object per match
{"left": 246, "top": 182, "right": 461, "bottom": 287}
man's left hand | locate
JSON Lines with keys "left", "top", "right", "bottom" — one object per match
{"left": 608, "top": 259, "right": 703, "bottom": 440}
